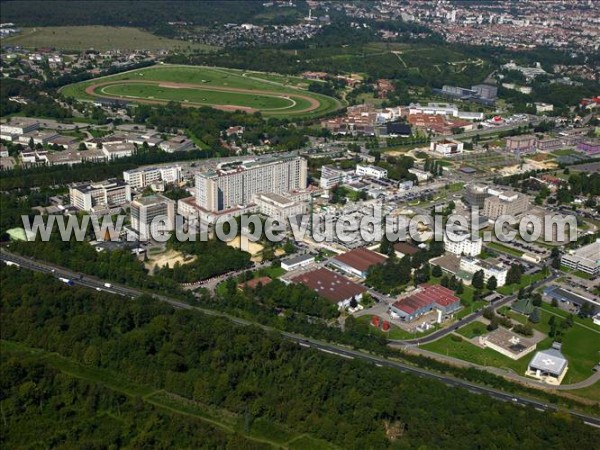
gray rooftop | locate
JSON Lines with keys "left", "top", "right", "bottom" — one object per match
{"left": 528, "top": 348, "right": 568, "bottom": 376}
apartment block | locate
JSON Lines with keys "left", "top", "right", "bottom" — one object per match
{"left": 195, "top": 156, "right": 307, "bottom": 213}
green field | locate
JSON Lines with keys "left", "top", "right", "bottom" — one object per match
{"left": 60, "top": 65, "right": 343, "bottom": 118}
{"left": 424, "top": 302, "right": 600, "bottom": 390}
{"left": 2, "top": 26, "right": 214, "bottom": 51}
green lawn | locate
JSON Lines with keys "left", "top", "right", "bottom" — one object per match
{"left": 497, "top": 272, "right": 545, "bottom": 295}
{"left": 60, "top": 65, "right": 343, "bottom": 119}
{"left": 456, "top": 321, "right": 487, "bottom": 339}
{"left": 471, "top": 302, "right": 600, "bottom": 385}
{"left": 422, "top": 334, "right": 530, "bottom": 374}
{"left": 3, "top": 26, "right": 214, "bottom": 51}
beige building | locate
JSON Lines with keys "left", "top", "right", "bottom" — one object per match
{"left": 195, "top": 156, "right": 307, "bottom": 213}
{"left": 253, "top": 192, "right": 308, "bottom": 222}
{"left": 483, "top": 189, "right": 528, "bottom": 219}
{"left": 70, "top": 179, "right": 131, "bottom": 212}
{"left": 130, "top": 194, "right": 175, "bottom": 240}
{"left": 478, "top": 328, "right": 536, "bottom": 360}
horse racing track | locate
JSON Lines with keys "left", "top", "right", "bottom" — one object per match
{"left": 61, "top": 65, "right": 342, "bottom": 119}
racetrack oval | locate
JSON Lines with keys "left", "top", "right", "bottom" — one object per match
{"left": 86, "top": 79, "right": 320, "bottom": 114}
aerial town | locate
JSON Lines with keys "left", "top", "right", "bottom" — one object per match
{"left": 1, "top": 1, "right": 599, "bottom": 448}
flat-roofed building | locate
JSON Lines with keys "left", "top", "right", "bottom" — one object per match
{"left": 281, "top": 254, "right": 315, "bottom": 271}
{"left": 506, "top": 135, "right": 538, "bottom": 154}
{"left": 464, "top": 183, "right": 491, "bottom": 208}
{"left": 195, "top": 156, "right": 307, "bottom": 214}
{"left": 130, "top": 194, "right": 175, "bottom": 240}
{"left": 430, "top": 139, "right": 464, "bottom": 155}
{"left": 331, "top": 247, "right": 387, "bottom": 278}
{"left": 0, "top": 119, "right": 40, "bottom": 139}
{"left": 320, "top": 165, "right": 346, "bottom": 189}
{"left": 460, "top": 256, "right": 508, "bottom": 287}
{"left": 70, "top": 179, "right": 131, "bottom": 212}
{"left": 18, "top": 130, "right": 60, "bottom": 146}
{"left": 478, "top": 328, "right": 536, "bottom": 360}
{"left": 159, "top": 136, "right": 195, "bottom": 153}
{"left": 526, "top": 345, "right": 568, "bottom": 385}
{"left": 290, "top": 268, "right": 366, "bottom": 309}
{"left": 101, "top": 143, "right": 135, "bottom": 159}
{"left": 483, "top": 189, "right": 528, "bottom": 219}
{"left": 253, "top": 192, "right": 307, "bottom": 222}
{"left": 561, "top": 240, "right": 600, "bottom": 276}
{"left": 444, "top": 229, "right": 482, "bottom": 256}
{"left": 124, "top": 165, "right": 182, "bottom": 189}
{"left": 356, "top": 164, "right": 388, "bottom": 179}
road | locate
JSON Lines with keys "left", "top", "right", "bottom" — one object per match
{"left": 396, "top": 270, "right": 558, "bottom": 346}
{"left": 1, "top": 249, "right": 598, "bottom": 428}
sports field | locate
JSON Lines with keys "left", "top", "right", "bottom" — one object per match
{"left": 60, "top": 65, "right": 343, "bottom": 118}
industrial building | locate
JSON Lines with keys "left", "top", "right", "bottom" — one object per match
{"left": 331, "top": 247, "right": 387, "bottom": 278}
{"left": 290, "top": 268, "right": 366, "bottom": 309}
{"left": 390, "top": 284, "right": 461, "bottom": 322}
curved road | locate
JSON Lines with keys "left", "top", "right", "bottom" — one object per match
{"left": 1, "top": 249, "right": 598, "bottom": 428}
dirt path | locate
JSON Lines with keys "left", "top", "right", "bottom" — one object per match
{"left": 85, "top": 79, "right": 321, "bottom": 114}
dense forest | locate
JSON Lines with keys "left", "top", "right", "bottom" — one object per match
{"left": 0, "top": 0, "right": 277, "bottom": 32}
{"left": 2, "top": 266, "right": 599, "bottom": 449}
{"left": 0, "top": 356, "right": 265, "bottom": 448}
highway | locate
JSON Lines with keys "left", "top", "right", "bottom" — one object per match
{"left": 1, "top": 248, "right": 599, "bottom": 428}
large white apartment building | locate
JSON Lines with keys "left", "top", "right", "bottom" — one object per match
{"left": 130, "top": 194, "right": 176, "bottom": 240}
{"left": 123, "top": 165, "right": 182, "bottom": 189}
{"left": 356, "top": 164, "right": 388, "bottom": 179}
{"left": 460, "top": 256, "right": 508, "bottom": 287}
{"left": 70, "top": 179, "right": 131, "bottom": 212}
{"left": 444, "top": 229, "right": 482, "bottom": 256}
{"left": 195, "top": 156, "right": 307, "bottom": 212}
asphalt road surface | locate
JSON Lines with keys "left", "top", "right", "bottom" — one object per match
{"left": 1, "top": 249, "right": 598, "bottom": 428}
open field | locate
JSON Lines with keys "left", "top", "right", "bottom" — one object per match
{"left": 1, "top": 26, "right": 214, "bottom": 51}
{"left": 60, "top": 65, "right": 343, "bottom": 118}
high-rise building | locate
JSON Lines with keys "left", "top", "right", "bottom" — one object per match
{"left": 483, "top": 189, "right": 529, "bottom": 219}
{"left": 130, "top": 194, "right": 175, "bottom": 240}
{"left": 195, "top": 156, "right": 307, "bottom": 212}
{"left": 464, "top": 183, "right": 492, "bottom": 208}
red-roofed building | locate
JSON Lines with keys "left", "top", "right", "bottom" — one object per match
{"left": 331, "top": 247, "right": 387, "bottom": 278}
{"left": 390, "top": 284, "right": 461, "bottom": 322}
{"left": 290, "top": 268, "right": 366, "bottom": 309}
